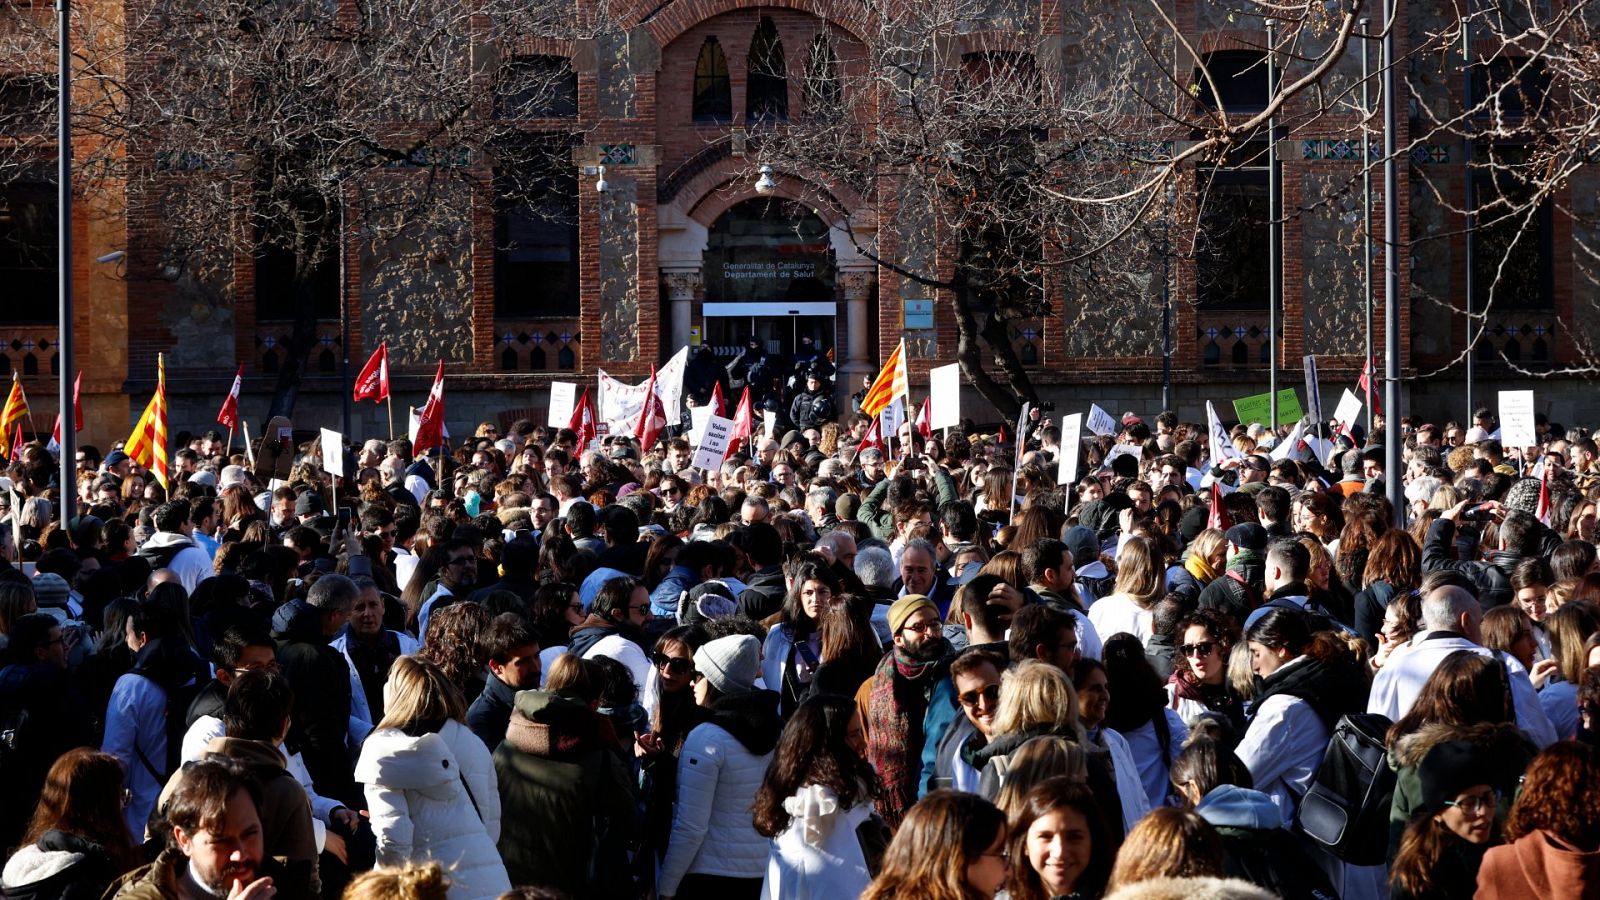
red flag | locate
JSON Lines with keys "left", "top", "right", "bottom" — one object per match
{"left": 634, "top": 366, "right": 667, "bottom": 452}
{"left": 710, "top": 381, "right": 726, "bottom": 418}
{"left": 728, "top": 387, "right": 754, "bottom": 455}
{"left": 1207, "top": 482, "right": 1231, "bottom": 531}
{"left": 1536, "top": 463, "right": 1553, "bottom": 527}
{"left": 858, "top": 414, "right": 885, "bottom": 454}
{"left": 215, "top": 365, "right": 243, "bottom": 430}
{"left": 569, "top": 387, "right": 597, "bottom": 449}
{"left": 915, "top": 396, "right": 933, "bottom": 440}
{"left": 1358, "top": 359, "right": 1381, "bottom": 418}
{"left": 353, "top": 342, "right": 390, "bottom": 403}
{"left": 48, "top": 371, "right": 83, "bottom": 452}
{"left": 412, "top": 361, "right": 446, "bottom": 456}
{"left": 9, "top": 422, "right": 22, "bottom": 462}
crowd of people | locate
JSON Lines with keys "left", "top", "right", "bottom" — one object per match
{"left": 0, "top": 397, "right": 1598, "bottom": 899}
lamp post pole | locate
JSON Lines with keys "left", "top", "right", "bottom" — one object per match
{"left": 1161, "top": 183, "right": 1174, "bottom": 412}
{"left": 1382, "top": 0, "right": 1404, "bottom": 524}
{"left": 1266, "top": 19, "right": 1281, "bottom": 431}
{"left": 1462, "top": 12, "right": 1477, "bottom": 422}
{"left": 56, "top": 0, "right": 76, "bottom": 525}
{"left": 1361, "top": 17, "right": 1375, "bottom": 438}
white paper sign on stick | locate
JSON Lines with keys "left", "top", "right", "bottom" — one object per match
{"left": 320, "top": 429, "right": 345, "bottom": 477}
{"left": 1206, "top": 401, "right": 1243, "bottom": 462}
{"left": 658, "top": 347, "right": 689, "bottom": 422}
{"left": 1100, "top": 443, "right": 1143, "bottom": 472}
{"left": 547, "top": 382, "right": 577, "bottom": 427}
{"left": 1332, "top": 389, "right": 1363, "bottom": 437}
{"left": 1057, "top": 413, "right": 1083, "bottom": 486}
{"left": 1499, "top": 390, "right": 1537, "bottom": 448}
{"left": 1085, "top": 404, "right": 1117, "bottom": 437}
{"left": 691, "top": 415, "right": 736, "bottom": 471}
{"left": 929, "top": 363, "right": 962, "bottom": 430}
{"left": 689, "top": 405, "right": 714, "bottom": 446}
{"left": 762, "top": 410, "right": 778, "bottom": 441}
{"left": 1302, "top": 356, "right": 1324, "bottom": 425}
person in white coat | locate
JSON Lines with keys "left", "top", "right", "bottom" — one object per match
{"left": 1367, "top": 584, "right": 1557, "bottom": 748}
{"left": 1086, "top": 537, "right": 1162, "bottom": 647}
{"left": 753, "top": 694, "right": 880, "bottom": 899}
{"left": 659, "top": 635, "right": 782, "bottom": 900}
{"left": 353, "top": 656, "right": 511, "bottom": 900}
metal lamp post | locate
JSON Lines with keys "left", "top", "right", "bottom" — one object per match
{"left": 1266, "top": 19, "right": 1281, "bottom": 430}
{"left": 1382, "top": 0, "right": 1403, "bottom": 524}
{"left": 56, "top": 0, "right": 76, "bottom": 525}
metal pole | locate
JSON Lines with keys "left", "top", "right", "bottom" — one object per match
{"left": 340, "top": 194, "right": 351, "bottom": 439}
{"left": 1361, "top": 17, "right": 1375, "bottom": 438}
{"left": 56, "top": 0, "right": 76, "bottom": 526}
{"left": 1382, "top": 0, "right": 1404, "bottom": 525}
{"left": 1266, "top": 20, "right": 1281, "bottom": 430}
{"left": 1461, "top": 13, "right": 1477, "bottom": 422}
{"left": 1161, "top": 183, "right": 1173, "bottom": 412}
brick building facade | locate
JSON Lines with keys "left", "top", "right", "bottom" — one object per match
{"left": 4, "top": 0, "right": 1598, "bottom": 447}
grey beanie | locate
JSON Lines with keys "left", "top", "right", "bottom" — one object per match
{"left": 693, "top": 635, "right": 761, "bottom": 695}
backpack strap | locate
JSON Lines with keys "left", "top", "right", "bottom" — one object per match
{"left": 458, "top": 771, "right": 483, "bottom": 823}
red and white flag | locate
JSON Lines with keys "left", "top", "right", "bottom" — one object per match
{"left": 47, "top": 371, "right": 83, "bottom": 453}
{"left": 216, "top": 366, "right": 243, "bottom": 431}
{"left": 727, "top": 386, "right": 754, "bottom": 455}
{"left": 412, "top": 361, "right": 446, "bottom": 456}
{"left": 633, "top": 366, "right": 668, "bottom": 452}
{"left": 353, "top": 342, "right": 390, "bottom": 403}
{"left": 1358, "top": 359, "right": 1381, "bottom": 418}
{"left": 569, "top": 387, "right": 597, "bottom": 450}
{"left": 858, "top": 414, "right": 885, "bottom": 454}
{"left": 914, "top": 396, "right": 933, "bottom": 440}
{"left": 1536, "top": 462, "right": 1553, "bottom": 527}
{"left": 710, "top": 381, "right": 726, "bottom": 418}
{"left": 1207, "top": 482, "right": 1231, "bottom": 531}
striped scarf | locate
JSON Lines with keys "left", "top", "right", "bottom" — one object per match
{"left": 866, "top": 647, "right": 939, "bottom": 829}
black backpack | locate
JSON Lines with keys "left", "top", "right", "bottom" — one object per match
{"left": 1294, "top": 712, "right": 1395, "bottom": 865}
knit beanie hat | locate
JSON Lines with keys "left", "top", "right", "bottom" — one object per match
{"left": 30, "top": 572, "right": 70, "bottom": 609}
{"left": 1418, "top": 739, "right": 1495, "bottom": 815}
{"left": 1503, "top": 477, "right": 1543, "bottom": 518}
{"left": 694, "top": 635, "right": 761, "bottom": 695}
{"left": 886, "top": 594, "right": 935, "bottom": 635}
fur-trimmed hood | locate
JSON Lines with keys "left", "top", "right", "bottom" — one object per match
{"left": 1390, "top": 720, "right": 1530, "bottom": 770}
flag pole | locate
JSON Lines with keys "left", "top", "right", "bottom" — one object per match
{"left": 386, "top": 394, "right": 395, "bottom": 442}
{"left": 241, "top": 420, "right": 256, "bottom": 468}
{"left": 225, "top": 427, "right": 233, "bottom": 460}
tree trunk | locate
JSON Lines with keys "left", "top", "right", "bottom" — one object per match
{"left": 949, "top": 282, "right": 1025, "bottom": 421}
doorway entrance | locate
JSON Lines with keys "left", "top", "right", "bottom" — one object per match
{"left": 702, "top": 198, "right": 836, "bottom": 363}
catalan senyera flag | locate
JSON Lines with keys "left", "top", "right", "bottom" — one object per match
{"left": 859, "top": 338, "right": 908, "bottom": 419}
{"left": 0, "top": 373, "right": 30, "bottom": 458}
{"left": 125, "top": 354, "right": 169, "bottom": 490}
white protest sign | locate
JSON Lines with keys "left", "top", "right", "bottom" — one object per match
{"left": 1057, "top": 413, "right": 1083, "bottom": 486}
{"left": 689, "top": 405, "right": 714, "bottom": 446}
{"left": 929, "top": 363, "right": 962, "bottom": 430}
{"left": 1100, "top": 443, "right": 1143, "bottom": 472}
{"left": 320, "top": 428, "right": 345, "bottom": 477}
{"left": 1085, "top": 403, "right": 1117, "bottom": 437}
{"left": 691, "top": 415, "right": 736, "bottom": 470}
{"left": 1332, "top": 389, "right": 1363, "bottom": 437}
{"left": 881, "top": 397, "right": 906, "bottom": 447}
{"left": 597, "top": 369, "right": 651, "bottom": 436}
{"left": 1269, "top": 418, "right": 1306, "bottom": 462}
{"left": 547, "top": 382, "right": 577, "bottom": 428}
{"left": 1008, "top": 402, "right": 1031, "bottom": 504}
{"left": 763, "top": 409, "right": 778, "bottom": 441}
{"left": 1303, "top": 435, "right": 1336, "bottom": 467}
{"left": 1206, "top": 401, "right": 1243, "bottom": 462}
{"left": 658, "top": 347, "right": 689, "bottom": 422}
{"left": 1499, "top": 390, "right": 1537, "bottom": 448}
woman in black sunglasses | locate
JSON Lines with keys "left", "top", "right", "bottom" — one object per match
{"left": 637, "top": 625, "right": 710, "bottom": 880}
{"left": 1166, "top": 609, "right": 1246, "bottom": 734}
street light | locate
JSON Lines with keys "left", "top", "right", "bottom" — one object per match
{"left": 754, "top": 164, "right": 777, "bottom": 195}
{"left": 594, "top": 164, "right": 609, "bottom": 194}
{"left": 57, "top": 0, "right": 76, "bottom": 526}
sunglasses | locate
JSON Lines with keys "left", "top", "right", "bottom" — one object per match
{"left": 958, "top": 684, "right": 1001, "bottom": 708}
{"left": 1179, "top": 641, "right": 1218, "bottom": 658}
{"left": 651, "top": 652, "right": 692, "bottom": 676}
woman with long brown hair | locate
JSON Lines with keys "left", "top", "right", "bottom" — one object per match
{"left": 1353, "top": 530, "right": 1423, "bottom": 646}
{"left": 417, "top": 601, "right": 494, "bottom": 702}
{"left": 1389, "top": 739, "right": 1503, "bottom": 900}
{"left": 1535, "top": 600, "right": 1600, "bottom": 741}
{"left": 1087, "top": 536, "right": 1161, "bottom": 646}
{"left": 1104, "top": 807, "right": 1225, "bottom": 893}
{"left": 1, "top": 748, "right": 141, "bottom": 899}
{"left": 861, "top": 790, "right": 1010, "bottom": 900}
{"left": 1336, "top": 506, "right": 1390, "bottom": 592}
{"left": 1004, "top": 778, "right": 1114, "bottom": 900}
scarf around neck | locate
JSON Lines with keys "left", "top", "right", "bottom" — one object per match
{"left": 1185, "top": 553, "right": 1220, "bottom": 584}
{"left": 867, "top": 645, "right": 941, "bottom": 828}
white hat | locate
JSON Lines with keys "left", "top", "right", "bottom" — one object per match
{"left": 693, "top": 635, "right": 761, "bottom": 695}
{"left": 1464, "top": 426, "right": 1492, "bottom": 444}
{"left": 219, "top": 465, "right": 248, "bottom": 489}
{"left": 188, "top": 469, "right": 217, "bottom": 487}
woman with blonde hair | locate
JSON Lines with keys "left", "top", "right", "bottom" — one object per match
{"left": 1166, "top": 529, "right": 1227, "bottom": 603}
{"left": 354, "top": 656, "right": 511, "bottom": 900}
{"left": 1088, "top": 536, "right": 1161, "bottom": 646}
{"left": 991, "top": 735, "right": 1089, "bottom": 821}
{"left": 860, "top": 790, "right": 1010, "bottom": 900}
{"left": 1104, "top": 807, "right": 1225, "bottom": 893}
{"left": 343, "top": 862, "right": 451, "bottom": 900}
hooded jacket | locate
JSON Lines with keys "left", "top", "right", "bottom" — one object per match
{"left": 1197, "top": 553, "right": 1265, "bottom": 625}
{"left": 353, "top": 720, "right": 511, "bottom": 900}
{"left": 102, "top": 637, "right": 205, "bottom": 838}
{"left": 132, "top": 532, "right": 212, "bottom": 594}
{"left": 1236, "top": 653, "right": 1364, "bottom": 828}
{"left": 1385, "top": 721, "right": 1534, "bottom": 859}
{"left": 659, "top": 690, "right": 782, "bottom": 895}
{"left": 1476, "top": 829, "right": 1600, "bottom": 899}
{"left": 567, "top": 614, "right": 651, "bottom": 695}
{"left": 972, "top": 726, "right": 1128, "bottom": 837}
{"left": 1, "top": 830, "right": 122, "bottom": 900}
{"left": 272, "top": 598, "right": 354, "bottom": 802}
{"left": 1195, "top": 785, "right": 1339, "bottom": 900}
{"left": 493, "top": 689, "right": 638, "bottom": 896}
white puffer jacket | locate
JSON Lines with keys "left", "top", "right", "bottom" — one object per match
{"left": 658, "top": 697, "right": 780, "bottom": 894}
{"left": 354, "top": 720, "right": 511, "bottom": 900}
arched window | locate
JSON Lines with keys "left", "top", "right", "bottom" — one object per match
{"left": 803, "top": 33, "right": 840, "bottom": 117}
{"left": 693, "top": 37, "right": 732, "bottom": 122}
{"left": 746, "top": 17, "right": 787, "bottom": 122}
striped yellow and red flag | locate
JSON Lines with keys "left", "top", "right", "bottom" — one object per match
{"left": 125, "top": 354, "right": 169, "bottom": 490}
{"left": 859, "top": 338, "right": 908, "bottom": 418}
{"left": 0, "top": 373, "right": 29, "bottom": 458}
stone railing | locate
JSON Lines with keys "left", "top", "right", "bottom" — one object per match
{"left": 0, "top": 327, "right": 59, "bottom": 380}
{"left": 1195, "top": 312, "right": 1271, "bottom": 369}
{"left": 496, "top": 320, "right": 581, "bottom": 371}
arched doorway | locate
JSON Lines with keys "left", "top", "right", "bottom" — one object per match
{"left": 701, "top": 197, "right": 837, "bottom": 360}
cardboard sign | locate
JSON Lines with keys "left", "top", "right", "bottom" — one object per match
{"left": 1085, "top": 404, "right": 1117, "bottom": 437}
{"left": 1057, "top": 413, "right": 1083, "bottom": 486}
{"left": 763, "top": 409, "right": 778, "bottom": 441}
{"left": 1233, "top": 389, "right": 1304, "bottom": 428}
{"left": 547, "top": 382, "right": 577, "bottom": 428}
{"left": 320, "top": 428, "right": 344, "bottom": 477}
{"left": 689, "top": 405, "right": 714, "bottom": 446}
{"left": 929, "top": 363, "right": 962, "bottom": 430}
{"left": 691, "top": 415, "right": 736, "bottom": 471}
{"left": 253, "top": 415, "right": 295, "bottom": 481}
{"left": 1332, "top": 389, "right": 1363, "bottom": 437}
{"left": 1499, "top": 390, "right": 1537, "bottom": 448}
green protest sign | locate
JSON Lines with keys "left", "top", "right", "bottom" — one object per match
{"left": 1233, "top": 389, "right": 1304, "bottom": 428}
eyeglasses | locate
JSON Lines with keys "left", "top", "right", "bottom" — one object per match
{"left": 958, "top": 684, "right": 1001, "bottom": 708}
{"left": 446, "top": 556, "right": 476, "bottom": 568}
{"left": 982, "top": 849, "right": 1011, "bottom": 864}
{"left": 901, "top": 620, "right": 942, "bottom": 636}
{"left": 1444, "top": 790, "right": 1500, "bottom": 816}
{"left": 1180, "top": 641, "right": 1218, "bottom": 658}
{"left": 631, "top": 603, "right": 653, "bottom": 615}
{"left": 651, "top": 652, "right": 692, "bottom": 676}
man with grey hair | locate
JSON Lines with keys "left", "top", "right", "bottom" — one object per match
{"left": 740, "top": 495, "right": 770, "bottom": 525}
{"left": 896, "top": 537, "right": 956, "bottom": 618}
{"left": 807, "top": 485, "right": 840, "bottom": 533}
{"left": 272, "top": 573, "right": 358, "bottom": 798}
{"left": 817, "top": 529, "right": 858, "bottom": 572}
{"left": 856, "top": 544, "right": 897, "bottom": 644}
{"left": 1367, "top": 584, "right": 1556, "bottom": 747}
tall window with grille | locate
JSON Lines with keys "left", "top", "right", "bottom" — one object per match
{"left": 746, "top": 18, "right": 788, "bottom": 122}
{"left": 693, "top": 37, "right": 732, "bottom": 123}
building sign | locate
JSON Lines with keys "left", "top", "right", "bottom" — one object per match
{"left": 903, "top": 299, "right": 934, "bottom": 330}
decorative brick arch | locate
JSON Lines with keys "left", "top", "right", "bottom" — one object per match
{"left": 664, "top": 162, "right": 873, "bottom": 267}
{"left": 640, "top": 0, "right": 874, "bottom": 51}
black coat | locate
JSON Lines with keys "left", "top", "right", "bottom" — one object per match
{"left": 1422, "top": 519, "right": 1515, "bottom": 609}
